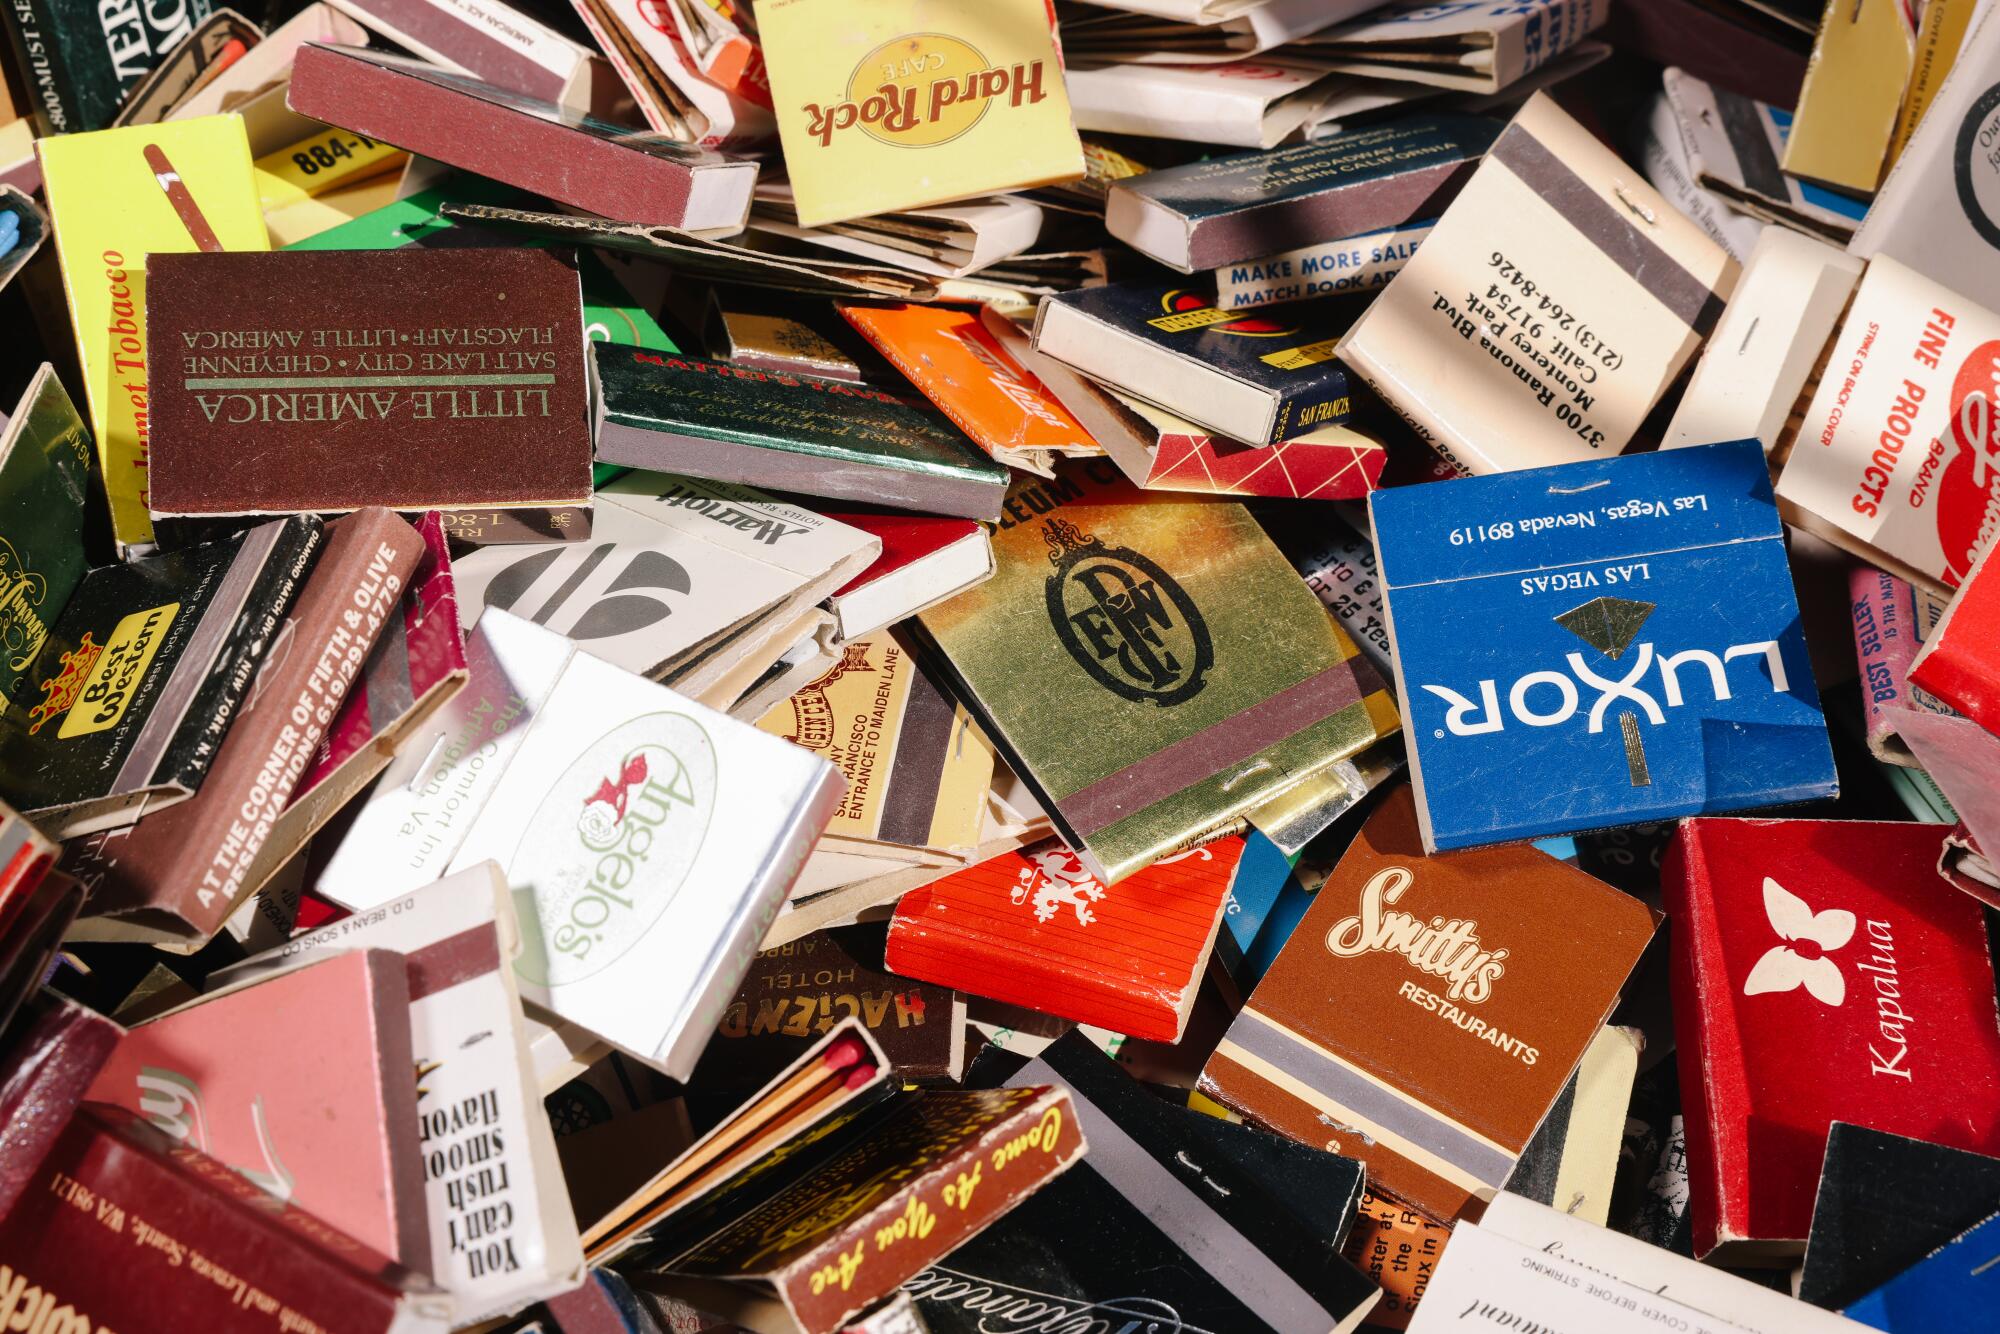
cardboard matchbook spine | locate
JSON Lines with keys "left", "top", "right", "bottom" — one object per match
{"left": 68, "top": 509, "right": 425, "bottom": 949}
{"left": 0, "top": 1104, "right": 449, "bottom": 1332}
{"left": 287, "top": 42, "right": 704, "bottom": 227}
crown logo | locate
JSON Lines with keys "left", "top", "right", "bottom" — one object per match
{"left": 1040, "top": 517, "right": 1098, "bottom": 567}
{"left": 27, "top": 632, "right": 101, "bottom": 734}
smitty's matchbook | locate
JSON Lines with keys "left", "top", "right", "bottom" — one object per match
{"left": 1199, "top": 787, "right": 1655, "bottom": 1223}
{"left": 1373, "top": 440, "right": 1835, "bottom": 852}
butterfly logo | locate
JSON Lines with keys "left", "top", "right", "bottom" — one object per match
{"left": 1742, "top": 877, "right": 1855, "bottom": 1006}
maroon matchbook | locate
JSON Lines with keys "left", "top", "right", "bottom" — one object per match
{"left": 286, "top": 43, "right": 758, "bottom": 230}
{"left": 0, "top": 994, "right": 123, "bottom": 1220}
{"left": 0, "top": 1103, "right": 450, "bottom": 1331}
{"left": 145, "top": 247, "right": 594, "bottom": 522}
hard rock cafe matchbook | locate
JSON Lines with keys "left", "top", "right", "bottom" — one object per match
{"left": 757, "top": 0, "right": 1083, "bottom": 228}
{"left": 1199, "top": 787, "right": 1655, "bottom": 1222}
{"left": 1373, "top": 440, "right": 1835, "bottom": 852}
{"left": 915, "top": 460, "right": 1399, "bottom": 884}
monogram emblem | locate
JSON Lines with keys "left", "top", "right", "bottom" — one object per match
{"left": 1042, "top": 517, "right": 1212, "bottom": 706}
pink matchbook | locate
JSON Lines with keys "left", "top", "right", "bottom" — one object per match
{"left": 84, "top": 949, "right": 428, "bottom": 1270}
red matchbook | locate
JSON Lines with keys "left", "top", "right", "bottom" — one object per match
{"left": 1665, "top": 817, "right": 2000, "bottom": 1264}
{"left": 886, "top": 835, "right": 1245, "bottom": 1042}
{"left": 819, "top": 509, "right": 993, "bottom": 641}
{"left": 1910, "top": 537, "right": 2000, "bottom": 737}
{"left": 83, "top": 949, "right": 431, "bottom": 1273}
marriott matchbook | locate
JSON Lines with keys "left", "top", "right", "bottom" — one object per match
{"left": 452, "top": 472, "right": 879, "bottom": 707}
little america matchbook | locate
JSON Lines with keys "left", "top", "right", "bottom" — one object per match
{"left": 1198, "top": 786, "right": 1655, "bottom": 1223}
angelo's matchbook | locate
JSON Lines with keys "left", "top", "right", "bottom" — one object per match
{"left": 439, "top": 613, "right": 844, "bottom": 1079}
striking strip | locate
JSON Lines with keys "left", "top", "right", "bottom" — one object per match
{"left": 1491, "top": 123, "right": 1727, "bottom": 335}
{"left": 1226, "top": 1006, "right": 1517, "bottom": 1192}
{"left": 1060, "top": 661, "right": 1367, "bottom": 837}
